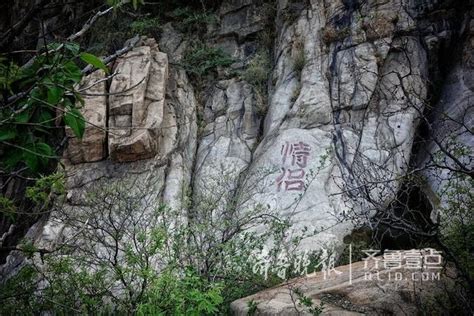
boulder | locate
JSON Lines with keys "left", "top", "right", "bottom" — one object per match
{"left": 108, "top": 38, "right": 168, "bottom": 162}
{"left": 231, "top": 249, "right": 456, "bottom": 315}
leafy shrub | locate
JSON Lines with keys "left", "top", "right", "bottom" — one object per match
{"left": 293, "top": 287, "right": 325, "bottom": 315}
{"left": 242, "top": 52, "right": 271, "bottom": 116}
{"left": 439, "top": 173, "right": 474, "bottom": 278}
{"left": 130, "top": 17, "right": 161, "bottom": 35}
{"left": 181, "top": 44, "right": 234, "bottom": 77}
{"left": 137, "top": 268, "right": 224, "bottom": 315}
{"left": 0, "top": 176, "right": 305, "bottom": 314}
{"left": 171, "top": 7, "right": 216, "bottom": 33}
{"left": 243, "top": 52, "right": 270, "bottom": 90}
{"left": 0, "top": 43, "right": 106, "bottom": 174}
{"left": 292, "top": 40, "right": 305, "bottom": 76}
{"left": 321, "top": 26, "right": 350, "bottom": 44}
{"left": 25, "top": 172, "right": 65, "bottom": 204}
{"left": 0, "top": 196, "right": 17, "bottom": 221}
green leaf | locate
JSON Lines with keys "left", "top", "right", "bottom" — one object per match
{"left": 23, "top": 151, "right": 39, "bottom": 171}
{"left": 46, "top": 42, "right": 62, "bottom": 50}
{"left": 0, "top": 129, "right": 16, "bottom": 141}
{"left": 63, "top": 61, "right": 82, "bottom": 83}
{"left": 4, "top": 148, "right": 22, "bottom": 169}
{"left": 21, "top": 142, "right": 54, "bottom": 172}
{"left": 80, "top": 52, "right": 108, "bottom": 73}
{"left": 74, "top": 92, "right": 85, "bottom": 108}
{"left": 64, "top": 107, "right": 85, "bottom": 139}
{"left": 15, "top": 108, "right": 31, "bottom": 123}
{"left": 36, "top": 142, "right": 53, "bottom": 157}
{"left": 64, "top": 42, "right": 80, "bottom": 55}
{"left": 35, "top": 111, "right": 53, "bottom": 126}
{"left": 47, "top": 86, "right": 63, "bottom": 104}
{"left": 37, "top": 143, "right": 53, "bottom": 166}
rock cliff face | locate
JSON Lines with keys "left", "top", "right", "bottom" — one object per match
{"left": 32, "top": 0, "right": 473, "bottom": 254}
{"left": 1, "top": 0, "right": 472, "bottom": 308}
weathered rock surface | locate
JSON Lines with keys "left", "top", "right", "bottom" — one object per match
{"left": 109, "top": 38, "right": 168, "bottom": 162}
{"left": 64, "top": 37, "right": 170, "bottom": 164}
{"left": 193, "top": 79, "right": 260, "bottom": 222}
{"left": 35, "top": 36, "right": 197, "bottom": 254}
{"left": 64, "top": 70, "right": 107, "bottom": 164}
{"left": 231, "top": 250, "right": 456, "bottom": 315}
{"left": 233, "top": 0, "right": 431, "bottom": 250}
{"left": 419, "top": 9, "right": 474, "bottom": 209}
{"left": 16, "top": 0, "right": 472, "bottom": 256}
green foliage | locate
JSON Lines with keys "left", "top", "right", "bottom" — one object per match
{"left": 25, "top": 172, "right": 65, "bottom": 205}
{"left": 0, "top": 265, "right": 39, "bottom": 315}
{"left": 243, "top": 51, "right": 271, "bottom": 116}
{"left": 137, "top": 268, "right": 224, "bottom": 315}
{"left": 439, "top": 172, "right": 474, "bottom": 278}
{"left": 0, "top": 196, "right": 17, "bottom": 220}
{"left": 0, "top": 44, "right": 104, "bottom": 174}
{"left": 247, "top": 299, "right": 258, "bottom": 315}
{"left": 0, "top": 177, "right": 305, "bottom": 314}
{"left": 429, "top": 141, "right": 474, "bottom": 281}
{"left": 243, "top": 52, "right": 271, "bottom": 90}
{"left": 172, "top": 7, "right": 216, "bottom": 33}
{"left": 18, "top": 241, "right": 39, "bottom": 259}
{"left": 63, "top": 104, "right": 85, "bottom": 138}
{"left": 107, "top": 0, "right": 145, "bottom": 10}
{"left": 130, "top": 17, "right": 161, "bottom": 34}
{"left": 181, "top": 44, "right": 234, "bottom": 77}
{"left": 293, "top": 287, "right": 325, "bottom": 315}
{"left": 79, "top": 52, "right": 109, "bottom": 73}
{"left": 0, "top": 57, "right": 21, "bottom": 93}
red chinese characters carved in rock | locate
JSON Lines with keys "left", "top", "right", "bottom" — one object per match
{"left": 276, "top": 141, "right": 311, "bottom": 192}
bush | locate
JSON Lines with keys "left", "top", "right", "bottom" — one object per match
{"left": 293, "top": 45, "right": 305, "bottom": 76}
{"left": 0, "top": 175, "right": 307, "bottom": 314}
{"left": 171, "top": 7, "right": 216, "bottom": 33}
{"left": 243, "top": 52, "right": 271, "bottom": 116}
{"left": 243, "top": 52, "right": 270, "bottom": 90}
{"left": 321, "top": 26, "right": 349, "bottom": 45}
{"left": 181, "top": 44, "right": 234, "bottom": 77}
{"left": 439, "top": 173, "right": 474, "bottom": 279}
{"left": 137, "top": 268, "right": 224, "bottom": 315}
{"left": 130, "top": 17, "right": 160, "bottom": 35}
